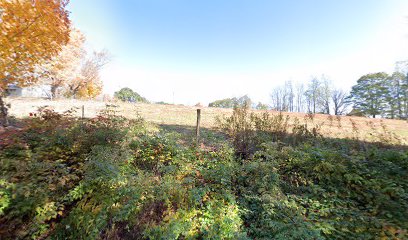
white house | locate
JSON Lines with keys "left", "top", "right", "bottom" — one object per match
{"left": 6, "top": 84, "right": 51, "bottom": 98}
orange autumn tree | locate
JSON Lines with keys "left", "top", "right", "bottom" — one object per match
{"left": 37, "top": 29, "right": 109, "bottom": 100}
{"left": 0, "top": 0, "right": 71, "bottom": 124}
{"left": 66, "top": 50, "right": 110, "bottom": 99}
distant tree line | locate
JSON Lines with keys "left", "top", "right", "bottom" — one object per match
{"left": 208, "top": 95, "right": 252, "bottom": 109}
{"left": 208, "top": 61, "right": 407, "bottom": 120}
{"left": 268, "top": 62, "right": 408, "bottom": 119}
{"left": 269, "top": 76, "right": 349, "bottom": 115}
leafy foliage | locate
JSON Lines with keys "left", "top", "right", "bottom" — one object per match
{"left": 0, "top": 110, "right": 246, "bottom": 239}
{"left": 0, "top": 0, "right": 71, "bottom": 124}
{"left": 255, "top": 102, "right": 269, "bottom": 110}
{"left": 0, "top": 0, "right": 71, "bottom": 89}
{"left": 1, "top": 106, "right": 407, "bottom": 239}
{"left": 66, "top": 50, "right": 109, "bottom": 99}
{"left": 36, "top": 28, "right": 86, "bottom": 99}
{"left": 217, "top": 106, "right": 407, "bottom": 239}
{"left": 347, "top": 72, "right": 389, "bottom": 118}
{"left": 209, "top": 95, "right": 252, "bottom": 109}
{"left": 347, "top": 71, "right": 408, "bottom": 119}
{"left": 114, "top": 87, "right": 149, "bottom": 103}
{"left": 248, "top": 143, "right": 408, "bottom": 239}
{"left": 217, "top": 106, "right": 320, "bottom": 158}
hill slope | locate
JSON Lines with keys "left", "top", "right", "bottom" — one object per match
{"left": 5, "top": 97, "right": 408, "bottom": 144}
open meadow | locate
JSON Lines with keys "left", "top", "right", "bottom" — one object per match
{"left": 6, "top": 97, "right": 408, "bottom": 144}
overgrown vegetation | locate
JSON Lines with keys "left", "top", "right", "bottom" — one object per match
{"left": 0, "top": 109, "right": 244, "bottom": 239}
{"left": 217, "top": 107, "right": 408, "bottom": 239}
{"left": 0, "top": 106, "right": 407, "bottom": 239}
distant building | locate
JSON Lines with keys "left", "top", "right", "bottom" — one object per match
{"left": 6, "top": 84, "right": 51, "bottom": 98}
{"left": 6, "top": 84, "right": 22, "bottom": 97}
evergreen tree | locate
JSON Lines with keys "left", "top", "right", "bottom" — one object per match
{"left": 384, "top": 72, "right": 405, "bottom": 119}
{"left": 347, "top": 72, "right": 389, "bottom": 118}
{"left": 114, "top": 87, "right": 148, "bottom": 103}
{"left": 403, "top": 73, "right": 408, "bottom": 119}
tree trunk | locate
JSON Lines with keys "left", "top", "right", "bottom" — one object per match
{"left": 50, "top": 85, "right": 58, "bottom": 100}
{"left": 0, "top": 93, "right": 9, "bottom": 127}
{"left": 313, "top": 100, "right": 316, "bottom": 114}
{"left": 334, "top": 103, "right": 338, "bottom": 115}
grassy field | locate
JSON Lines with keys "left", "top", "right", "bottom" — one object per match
{"left": 5, "top": 97, "right": 408, "bottom": 144}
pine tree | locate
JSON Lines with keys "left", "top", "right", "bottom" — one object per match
{"left": 403, "top": 73, "right": 408, "bottom": 119}
{"left": 384, "top": 72, "right": 405, "bottom": 119}
{"left": 347, "top": 72, "right": 389, "bottom": 118}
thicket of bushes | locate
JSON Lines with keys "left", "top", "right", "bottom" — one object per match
{"left": 0, "top": 107, "right": 407, "bottom": 239}
{"left": 217, "top": 107, "right": 407, "bottom": 239}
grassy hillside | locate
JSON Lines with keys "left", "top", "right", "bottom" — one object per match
{"left": 6, "top": 98, "right": 408, "bottom": 143}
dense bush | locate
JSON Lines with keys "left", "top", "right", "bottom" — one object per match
{"left": 0, "top": 110, "right": 247, "bottom": 239}
{"left": 217, "top": 107, "right": 316, "bottom": 158}
{"left": 0, "top": 109, "right": 145, "bottom": 239}
{"left": 245, "top": 143, "right": 408, "bottom": 239}
{"left": 0, "top": 107, "right": 407, "bottom": 239}
{"left": 218, "top": 106, "right": 408, "bottom": 239}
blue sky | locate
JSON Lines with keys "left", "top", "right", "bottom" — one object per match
{"left": 68, "top": 0, "right": 408, "bottom": 105}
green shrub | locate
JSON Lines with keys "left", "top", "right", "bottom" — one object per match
{"left": 1, "top": 105, "right": 407, "bottom": 239}
{"left": 217, "top": 106, "right": 296, "bottom": 158}
{"left": 236, "top": 152, "right": 323, "bottom": 239}
{"left": 246, "top": 143, "right": 408, "bottom": 239}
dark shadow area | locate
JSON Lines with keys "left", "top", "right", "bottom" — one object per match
{"left": 158, "top": 123, "right": 408, "bottom": 153}
{"left": 159, "top": 124, "right": 228, "bottom": 149}
{"left": 159, "top": 123, "right": 408, "bottom": 239}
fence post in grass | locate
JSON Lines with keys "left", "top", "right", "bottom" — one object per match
{"left": 196, "top": 108, "right": 201, "bottom": 146}
{"left": 81, "top": 105, "right": 85, "bottom": 119}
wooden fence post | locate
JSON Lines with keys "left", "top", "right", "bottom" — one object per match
{"left": 196, "top": 109, "right": 201, "bottom": 146}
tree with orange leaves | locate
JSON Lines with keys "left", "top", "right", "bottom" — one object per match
{"left": 0, "top": 0, "right": 71, "bottom": 124}
{"left": 37, "top": 28, "right": 86, "bottom": 99}
{"left": 37, "top": 29, "right": 109, "bottom": 100}
{"left": 65, "top": 50, "right": 110, "bottom": 99}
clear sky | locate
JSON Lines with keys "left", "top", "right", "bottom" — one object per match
{"left": 68, "top": 0, "right": 408, "bottom": 105}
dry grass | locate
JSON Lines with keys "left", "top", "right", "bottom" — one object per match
{"left": 6, "top": 97, "right": 408, "bottom": 144}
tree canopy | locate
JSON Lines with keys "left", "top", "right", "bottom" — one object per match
{"left": 114, "top": 87, "right": 149, "bottom": 103}
{"left": 209, "top": 95, "right": 252, "bottom": 109}
{"left": 347, "top": 72, "right": 389, "bottom": 118}
{"left": 347, "top": 71, "right": 408, "bottom": 119}
{"left": 255, "top": 102, "right": 269, "bottom": 110}
{"left": 0, "top": 0, "right": 71, "bottom": 125}
{"left": 37, "top": 28, "right": 85, "bottom": 99}
{"left": 0, "top": 0, "right": 71, "bottom": 90}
